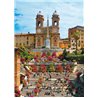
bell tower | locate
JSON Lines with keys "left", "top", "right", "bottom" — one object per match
{"left": 52, "top": 10, "right": 60, "bottom": 33}
{"left": 36, "top": 11, "right": 44, "bottom": 33}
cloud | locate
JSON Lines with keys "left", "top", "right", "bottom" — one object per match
{"left": 14, "top": 1, "right": 83, "bottom": 38}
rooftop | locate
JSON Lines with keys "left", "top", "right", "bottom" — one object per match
{"left": 15, "top": 32, "right": 35, "bottom": 36}
{"left": 69, "top": 25, "right": 84, "bottom": 30}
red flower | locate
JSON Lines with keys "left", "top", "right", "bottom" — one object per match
{"left": 48, "top": 56, "right": 53, "bottom": 61}
{"left": 30, "top": 95, "right": 34, "bottom": 97}
{"left": 31, "top": 65, "right": 38, "bottom": 72}
{"left": 15, "top": 85, "right": 21, "bottom": 97}
{"left": 41, "top": 52, "right": 46, "bottom": 57}
{"left": 21, "top": 58, "right": 25, "bottom": 63}
{"left": 66, "top": 64, "right": 71, "bottom": 71}
{"left": 34, "top": 88, "right": 39, "bottom": 93}
{"left": 34, "top": 56, "right": 38, "bottom": 60}
{"left": 56, "top": 64, "right": 63, "bottom": 72}
{"left": 15, "top": 93, "right": 20, "bottom": 97}
{"left": 52, "top": 52, "right": 57, "bottom": 58}
{"left": 40, "top": 64, "right": 47, "bottom": 72}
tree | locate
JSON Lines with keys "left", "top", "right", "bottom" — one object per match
{"left": 72, "top": 32, "right": 80, "bottom": 54}
{"left": 62, "top": 49, "right": 67, "bottom": 59}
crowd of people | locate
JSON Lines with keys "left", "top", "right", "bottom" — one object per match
{"left": 15, "top": 51, "right": 84, "bottom": 97}
{"left": 20, "top": 67, "right": 84, "bottom": 97}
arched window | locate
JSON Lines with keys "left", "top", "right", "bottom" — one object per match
{"left": 38, "top": 21, "right": 41, "bottom": 27}
{"left": 54, "top": 21, "right": 57, "bottom": 26}
{"left": 38, "top": 37, "right": 40, "bottom": 42}
{"left": 54, "top": 37, "right": 57, "bottom": 42}
{"left": 37, "top": 37, "right": 41, "bottom": 46}
{"left": 27, "top": 37, "right": 28, "bottom": 40}
{"left": 27, "top": 41, "right": 28, "bottom": 45}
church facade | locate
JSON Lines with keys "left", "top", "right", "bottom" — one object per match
{"left": 35, "top": 11, "right": 60, "bottom": 49}
{"left": 15, "top": 11, "right": 69, "bottom": 49}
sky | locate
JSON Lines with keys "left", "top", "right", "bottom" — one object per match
{"left": 14, "top": 0, "right": 83, "bottom": 38}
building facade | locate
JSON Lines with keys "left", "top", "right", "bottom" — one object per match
{"left": 35, "top": 11, "right": 60, "bottom": 48}
{"left": 15, "top": 11, "right": 84, "bottom": 50}
{"left": 15, "top": 11, "right": 61, "bottom": 49}
{"left": 15, "top": 33, "right": 35, "bottom": 48}
{"left": 59, "top": 38, "right": 69, "bottom": 49}
{"left": 68, "top": 26, "right": 84, "bottom": 50}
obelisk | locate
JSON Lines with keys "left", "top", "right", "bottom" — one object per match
{"left": 45, "top": 17, "right": 50, "bottom": 49}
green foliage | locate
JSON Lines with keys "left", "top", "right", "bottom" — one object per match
{"left": 73, "top": 50, "right": 81, "bottom": 55}
{"left": 62, "top": 49, "right": 68, "bottom": 59}
{"left": 19, "top": 47, "right": 33, "bottom": 60}
{"left": 47, "top": 63, "right": 55, "bottom": 72}
{"left": 67, "top": 52, "right": 75, "bottom": 56}
{"left": 66, "top": 54, "right": 84, "bottom": 64}
{"left": 68, "top": 44, "right": 71, "bottom": 48}
{"left": 42, "top": 46, "right": 46, "bottom": 48}
{"left": 72, "top": 31, "right": 80, "bottom": 40}
{"left": 63, "top": 59, "right": 67, "bottom": 63}
{"left": 47, "top": 51, "right": 51, "bottom": 56}
{"left": 81, "top": 48, "right": 84, "bottom": 54}
{"left": 72, "top": 31, "right": 80, "bottom": 54}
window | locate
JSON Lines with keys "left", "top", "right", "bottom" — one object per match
{"left": 38, "top": 37, "right": 40, "bottom": 42}
{"left": 27, "top": 41, "right": 28, "bottom": 45}
{"left": 38, "top": 21, "right": 41, "bottom": 27}
{"left": 81, "top": 33, "right": 84, "bottom": 36}
{"left": 80, "top": 36, "right": 83, "bottom": 39}
{"left": 81, "top": 41, "right": 83, "bottom": 43}
{"left": 54, "top": 40, "right": 57, "bottom": 42}
{"left": 27, "top": 37, "right": 28, "bottom": 40}
{"left": 54, "top": 37, "right": 57, "bottom": 42}
{"left": 54, "top": 21, "right": 57, "bottom": 26}
{"left": 72, "top": 43, "right": 75, "bottom": 46}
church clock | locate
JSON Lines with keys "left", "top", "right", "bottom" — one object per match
{"left": 37, "top": 29, "right": 41, "bottom": 33}
{"left": 53, "top": 28, "right": 58, "bottom": 33}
